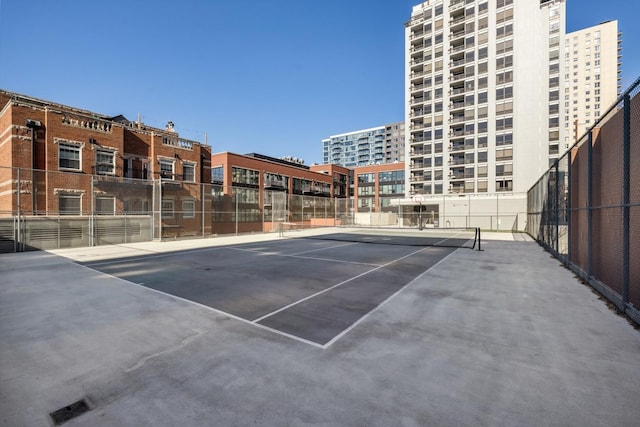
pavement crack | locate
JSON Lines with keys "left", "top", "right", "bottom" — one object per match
{"left": 124, "top": 329, "right": 206, "bottom": 373}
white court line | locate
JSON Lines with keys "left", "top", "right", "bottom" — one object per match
{"left": 321, "top": 248, "right": 457, "bottom": 349}
{"left": 84, "top": 246, "right": 224, "bottom": 267}
{"left": 77, "top": 263, "right": 325, "bottom": 349}
{"left": 252, "top": 246, "right": 430, "bottom": 323}
{"left": 228, "top": 246, "right": 381, "bottom": 267}
{"left": 432, "top": 231, "right": 470, "bottom": 247}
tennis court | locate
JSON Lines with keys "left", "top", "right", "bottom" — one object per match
{"left": 82, "top": 227, "right": 478, "bottom": 347}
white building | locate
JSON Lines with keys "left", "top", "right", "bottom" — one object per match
{"left": 405, "top": 0, "right": 567, "bottom": 198}
{"left": 564, "top": 20, "right": 622, "bottom": 149}
{"left": 322, "top": 122, "right": 405, "bottom": 167}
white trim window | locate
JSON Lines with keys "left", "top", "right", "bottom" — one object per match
{"left": 160, "top": 159, "right": 175, "bottom": 180}
{"left": 182, "top": 199, "right": 196, "bottom": 218}
{"left": 95, "top": 195, "right": 115, "bottom": 215}
{"left": 96, "top": 149, "right": 116, "bottom": 175}
{"left": 59, "top": 142, "right": 81, "bottom": 171}
{"left": 161, "top": 198, "right": 174, "bottom": 218}
{"left": 182, "top": 163, "right": 196, "bottom": 182}
{"left": 59, "top": 193, "right": 82, "bottom": 215}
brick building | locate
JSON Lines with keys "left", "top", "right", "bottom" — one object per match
{"left": 0, "top": 89, "right": 211, "bottom": 244}
{"left": 210, "top": 152, "right": 351, "bottom": 233}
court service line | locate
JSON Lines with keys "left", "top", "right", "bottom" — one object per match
{"left": 76, "top": 262, "right": 326, "bottom": 349}
{"left": 251, "top": 246, "right": 430, "bottom": 323}
{"left": 228, "top": 246, "right": 381, "bottom": 267}
{"left": 83, "top": 246, "right": 225, "bottom": 267}
{"left": 321, "top": 248, "right": 458, "bottom": 349}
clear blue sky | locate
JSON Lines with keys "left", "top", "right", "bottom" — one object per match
{"left": 1, "top": 0, "right": 638, "bottom": 165}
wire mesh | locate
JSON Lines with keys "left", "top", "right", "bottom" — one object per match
{"left": 528, "top": 75, "right": 640, "bottom": 324}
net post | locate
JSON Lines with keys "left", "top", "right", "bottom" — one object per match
{"left": 476, "top": 227, "right": 481, "bottom": 251}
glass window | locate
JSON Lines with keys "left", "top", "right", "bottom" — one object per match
{"left": 358, "top": 173, "right": 375, "bottom": 184}
{"left": 182, "top": 200, "right": 196, "bottom": 218}
{"left": 96, "top": 149, "right": 115, "bottom": 175}
{"left": 161, "top": 198, "right": 174, "bottom": 218}
{"left": 211, "top": 166, "right": 224, "bottom": 183}
{"left": 59, "top": 142, "right": 81, "bottom": 170}
{"left": 95, "top": 196, "right": 115, "bottom": 215}
{"left": 182, "top": 163, "right": 195, "bottom": 182}
{"left": 59, "top": 194, "right": 81, "bottom": 215}
{"left": 160, "top": 159, "right": 174, "bottom": 179}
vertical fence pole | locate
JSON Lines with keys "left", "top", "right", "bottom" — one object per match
{"left": 16, "top": 168, "right": 21, "bottom": 252}
{"left": 158, "top": 177, "right": 163, "bottom": 240}
{"left": 235, "top": 189, "right": 239, "bottom": 236}
{"left": 553, "top": 160, "right": 560, "bottom": 256}
{"left": 90, "top": 175, "right": 95, "bottom": 247}
{"left": 202, "top": 183, "right": 205, "bottom": 238}
{"left": 567, "top": 149, "right": 572, "bottom": 263}
{"left": 496, "top": 193, "right": 500, "bottom": 232}
{"left": 587, "top": 129, "right": 593, "bottom": 277}
{"left": 622, "top": 94, "right": 631, "bottom": 306}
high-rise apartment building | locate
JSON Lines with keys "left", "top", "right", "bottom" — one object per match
{"left": 322, "top": 122, "right": 405, "bottom": 167}
{"left": 405, "top": 0, "right": 566, "bottom": 196}
{"left": 564, "top": 20, "right": 622, "bottom": 148}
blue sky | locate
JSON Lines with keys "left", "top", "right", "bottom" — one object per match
{"left": 1, "top": 0, "right": 638, "bottom": 165}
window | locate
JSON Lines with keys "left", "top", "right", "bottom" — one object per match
{"left": 496, "top": 148, "right": 513, "bottom": 161}
{"left": 496, "top": 179, "right": 513, "bottom": 192}
{"left": 211, "top": 166, "right": 224, "bottom": 183}
{"left": 59, "top": 142, "right": 81, "bottom": 170}
{"left": 161, "top": 198, "right": 174, "bottom": 218}
{"left": 160, "top": 159, "right": 174, "bottom": 179}
{"left": 59, "top": 193, "right": 81, "bottom": 215}
{"left": 231, "top": 167, "right": 259, "bottom": 186}
{"left": 95, "top": 196, "right": 115, "bottom": 215}
{"left": 182, "top": 200, "right": 196, "bottom": 218}
{"left": 182, "top": 163, "right": 195, "bottom": 182}
{"left": 358, "top": 173, "right": 375, "bottom": 184}
{"left": 95, "top": 149, "right": 115, "bottom": 175}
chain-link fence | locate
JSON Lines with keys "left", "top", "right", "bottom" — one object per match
{"left": 527, "top": 76, "right": 640, "bottom": 326}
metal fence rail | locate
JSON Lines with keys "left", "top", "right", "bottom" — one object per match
{"left": 527, "top": 76, "right": 640, "bottom": 326}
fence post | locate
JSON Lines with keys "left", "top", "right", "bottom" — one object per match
{"left": 90, "top": 175, "right": 95, "bottom": 246}
{"left": 587, "top": 129, "right": 593, "bottom": 277}
{"left": 553, "top": 160, "right": 560, "bottom": 255}
{"left": 202, "top": 183, "right": 205, "bottom": 238}
{"left": 496, "top": 193, "right": 500, "bottom": 231}
{"left": 16, "top": 168, "right": 21, "bottom": 252}
{"left": 235, "top": 188, "right": 239, "bottom": 235}
{"left": 567, "top": 148, "right": 572, "bottom": 263}
{"left": 622, "top": 94, "right": 631, "bottom": 306}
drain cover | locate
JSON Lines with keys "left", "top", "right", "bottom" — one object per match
{"left": 49, "top": 399, "right": 91, "bottom": 425}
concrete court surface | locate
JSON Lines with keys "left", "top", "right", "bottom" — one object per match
{"left": 1, "top": 230, "right": 640, "bottom": 426}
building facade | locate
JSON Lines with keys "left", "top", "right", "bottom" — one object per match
{"left": 565, "top": 20, "right": 622, "bottom": 148}
{"left": 210, "top": 152, "right": 351, "bottom": 233}
{"left": 322, "top": 121, "right": 405, "bottom": 167}
{"left": 353, "top": 162, "right": 405, "bottom": 213}
{"left": 405, "top": 0, "right": 567, "bottom": 198}
{"left": 0, "top": 89, "right": 212, "bottom": 244}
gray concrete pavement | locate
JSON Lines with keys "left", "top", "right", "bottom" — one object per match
{"left": 1, "top": 231, "right": 639, "bottom": 426}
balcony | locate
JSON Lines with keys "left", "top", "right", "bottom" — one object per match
{"left": 450, "top": 0, "right": 465, "bottom": 11}
{"left": 264, "top": 179, "right": 286, "bottom": 189}
{"left": 451, "top": 103, "right": 465, "bottom": 113}
{"left": 450, "top": 72, "right": 465, "bottom": 83}
{"left": 450, "top": 29, "right": 465, "bottom": 41}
